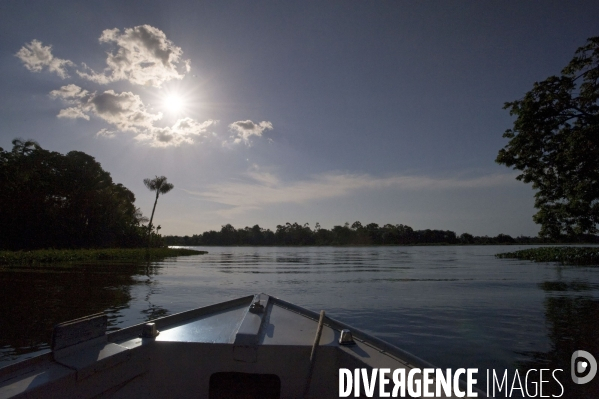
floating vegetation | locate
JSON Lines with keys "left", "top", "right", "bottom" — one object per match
{"left": 0, "top": 248, "right": 206, "bottom": 265}
{"left": 496, "top": 247, "right": 599, "bottom": 266}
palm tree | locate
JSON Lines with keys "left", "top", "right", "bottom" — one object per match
{"left": 143, "top": 176, "right": 174, "bottom": 240}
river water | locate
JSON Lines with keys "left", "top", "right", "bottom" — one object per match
{"left": 1, "top": 245, "right": 598, "bottom": 396}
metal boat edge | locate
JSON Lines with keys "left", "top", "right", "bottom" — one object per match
{"left": 0, "top": 293, "right": 485, "bottom": 398}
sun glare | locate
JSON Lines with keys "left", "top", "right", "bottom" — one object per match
{"left": 164, "top": 94, "right": 184, "bottom": 114}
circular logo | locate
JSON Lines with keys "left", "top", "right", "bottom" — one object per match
{"left": 571, "top": 350, "right": 597, "bottom": 384}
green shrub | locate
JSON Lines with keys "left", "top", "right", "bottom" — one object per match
{"left": 496, "top": 247, "right": 599, "bottom": 265}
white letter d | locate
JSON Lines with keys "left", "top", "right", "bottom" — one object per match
{"left": 339, "top": 369, "right": 352, "bottom": 397}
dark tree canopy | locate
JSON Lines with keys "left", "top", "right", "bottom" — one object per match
{"left": 0, "top": 139, "right": 147, "bottom": 249}
{"left": 497, "top": 37, "right": 599, "bottom": 238}
{"left": 163, "top": 221, "right": 545, "bottom": 246}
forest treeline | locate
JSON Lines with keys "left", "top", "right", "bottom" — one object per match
{"left": 0, "top": 139, "right": 151, "bottom": 250}
{"left": 4, "top": 139, "right": 597, "bottom": 251}
{"left": 163, "top": 222, "right": 599, "bottom": 246}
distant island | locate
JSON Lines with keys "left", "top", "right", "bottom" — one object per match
{"left": 163, "top": 222, "right": 599, "bottom": 246}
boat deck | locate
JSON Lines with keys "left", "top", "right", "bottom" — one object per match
{"left": 0, "top": 294, "right": 471, "bottom": 398}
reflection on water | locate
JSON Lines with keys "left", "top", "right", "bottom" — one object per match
{"left": 538, "top": 281, "right": 599, "bottom": 292}
{"left": 517, "top": 286, "right": 599, "bottom": 398}
{"left": 1, "top": 245, "right": 598, "bottom": 396}
{"left": 0, "top": 261, "right": 161, "bottom": 363}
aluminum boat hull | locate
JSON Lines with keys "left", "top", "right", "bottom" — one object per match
{"left": 0, "top": 293, "right": 480, "bottom": 398}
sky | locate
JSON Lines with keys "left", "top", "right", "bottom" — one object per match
{"left": 1, "top": 1, "right": 598, "bottom": 237}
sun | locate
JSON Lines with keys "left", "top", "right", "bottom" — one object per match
{"left": 163, "top": 94, "right": 185, "bottom": 114}
{"left": 155, "top": 85, "right": 198, "bottom": 117}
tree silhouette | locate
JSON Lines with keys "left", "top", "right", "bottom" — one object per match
{"left": 143, "top": 176, "right": 174, "bottom": 241}
{"left": 11, "top": 138, "right": 40, "bottom": 156}
{"left": 0, "top": 140, "right": 145, "bottom": 249}
{"left": 497, "top": 36, "right": 599, "bottom": 237}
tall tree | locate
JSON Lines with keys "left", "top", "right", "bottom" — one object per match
{"left": 0, "top": 140, "right": 145, "bottom": 249}
{"left": 143, "top": 176, "right": 174, "bottom": 238}
{"left": 496, "top": 37, "right": 599, "bottom": 238}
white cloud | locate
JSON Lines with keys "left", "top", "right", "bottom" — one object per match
{"left": 51, "top": 85, "right": 161, "bottom": 132}
{"left": 229, "top": 120, "right": 273, "bottom": 144}
{"left": 186, "top": 171, "right": 519, "bottom": 217}
{"left": 77, "top": 25, "right": 189, "bottom": 87}
{"left": 88, "top": 90, "right": 162, "bottom": 132}
{"left": 50, "top": 83, "right": 89, "bottom": 101}
{"left": 50, "top": 84, "right": 216, "bottom": 146}
{"left": 15, "top": 40, "right": 75, "bottom": 78}
{"left": 135, "top": 118, "right": 218, "bottom": 147}
{"left": 97, "top": 128, "right": 116, "bottom": 138}
{"left": 57, "top": 107, "right": 90, "bottom": 120}
{"left": 19, "top": 27, "right": 262, "bottom": 148}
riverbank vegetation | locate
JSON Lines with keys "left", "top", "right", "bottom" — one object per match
{"left": 496, "top": 247, "right": 599, "bottom": 266}
{"left": 0, "top": 139, "right": 154, "bottom": 250}
{"left": 163, "top": 222, "right": 599, "bottom": 246}
{"left": 0, "top": 248, "right": 206, "bottom": 265}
